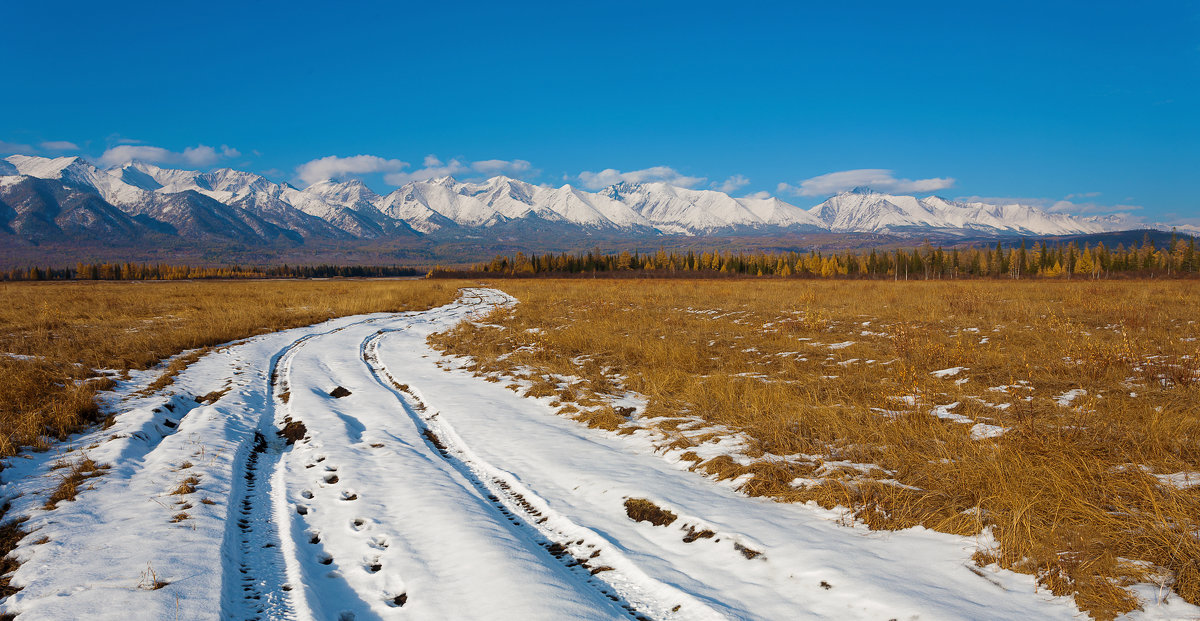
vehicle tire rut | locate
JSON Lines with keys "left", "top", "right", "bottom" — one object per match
{"left": 220, "top": 317, "right": 381, "bottom": 620}
{"left": 362, "top": 329, "right": 701, "bottom": 621}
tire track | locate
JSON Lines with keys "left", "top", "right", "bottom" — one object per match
{"left": 220, "top": 317, "right": 383, "bottom": 620}
{"left": 363, "top": 328, "right": 724, "bottom": 621}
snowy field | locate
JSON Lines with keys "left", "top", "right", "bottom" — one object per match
{"left": 0, "top": 288, "right": 1195, "bottom": 620}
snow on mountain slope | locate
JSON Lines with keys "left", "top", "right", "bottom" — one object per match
{"left": 952, "top": 199, "right": 1111, "bottom": 235}
{"left": 736, "top": 195, "right": 825, "bottom": 229}
{"left": 541, "top": 184, "right": 652, "bottom": 228}
{"left": 810, "top": 188, "right": 942, "bottom": 232}
{"left": 375, "top": 189, "right": 459, "bottom": 234}
{"left": 0, "top": 176, "right": 148, "bottom": 242}
{"left": 461, "top": 175, "right": 555, "bottom": 221}
{"left": 809, "top": 188, "right": 1124, "bottom": 236}
{"left": 383, "top": 177, "right": 504, "bottom": 228}
{"left": 605, "top": 182, "right": 738, "bottom": 232}
{"left": 8, "top": 155, "right": 151, "bottom": 207}
{"left": 285, "top": 179, "right": 413, "bottom": 238}
{"left": 0, "top": 156, "right": 1149, "bottom": 242}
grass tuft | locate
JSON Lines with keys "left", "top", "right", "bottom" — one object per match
{"left": 624, "top": 498, "right": 678, "bottom": 527}
{"left": 44, "top": 456, "right": 109, "bottom": 510}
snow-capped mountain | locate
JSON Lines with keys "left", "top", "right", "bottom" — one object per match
{"left": 809, "top": 187, "right": 1117, "bottom": 236}
{"left": 0, "top": 155, "right": 1161, "bottom": 249}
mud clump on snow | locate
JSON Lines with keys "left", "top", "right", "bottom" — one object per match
{"left": 734, "top": 542, "right": 763, "bottom": 560}
{"left": 681, "top": 525, "right": 716, "bottom": 543}
{"left": 278, "top": 420, "right": 308, "bottom": 445}
{"left": 329, "top": 386, "right": 352, "bottom": 398}
{"left": 624, "top": 497, "right": 677, "bottom": 527}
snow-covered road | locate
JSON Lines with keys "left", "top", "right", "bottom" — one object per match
{"left": 1, "top": 288, "right": 1190, "bottom": 620}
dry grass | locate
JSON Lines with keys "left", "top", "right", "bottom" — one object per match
{"left": 624, "top": 498, "right": 678, "bottom": 527}
{"left": 136, "top": 562, "right": 168, "bottom": 590}
{"left": 170, "top": 475, "right": 200, "bottom": 496}
{"left": 0, "top": 514, "right": 28, "bottom": 598}
{"left": 44, "top": 456, "right": 110, "bottom": 510}
{"left": 0, "top": 279, "right": 465, "bottom": 459}
{"left": 431, "top": 279, "right": 1200, "bottom": 619}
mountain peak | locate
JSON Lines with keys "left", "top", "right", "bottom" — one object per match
{"left": 6, "top": 154, "right": 95, "bottom": 180}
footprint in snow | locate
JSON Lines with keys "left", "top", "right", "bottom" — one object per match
{"left": 368, "top": 536, "right": 389, "bottom": 549}
{"left": 341, "top": 490, "right": 358, "bottom": 501}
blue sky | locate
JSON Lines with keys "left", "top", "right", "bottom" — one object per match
{"left": 3, "top": 0, "right": 1198, "bottom": 223}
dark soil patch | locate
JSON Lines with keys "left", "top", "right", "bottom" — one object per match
{"left": 735, "top": 542, "right": 763, "bottom": 560}
{"left": 278, "top": 420, "right": 308, "bottom": 445}
{"left": 329, "top": 386, "right": 352, "bottom": 398}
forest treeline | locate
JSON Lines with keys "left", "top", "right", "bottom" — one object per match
{"left": 3, "top": 234, "right": 1197, "bottom": 281}
{"left": 1, "top": 263, "right": 420, "bottom": 282}
{"left": 451, "top": 235, "right": 1200, "bottom": 279}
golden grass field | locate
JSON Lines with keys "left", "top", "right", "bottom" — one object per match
{"left": 1, "top": 277, "right": 1197, "bottom": 618}
{"left": 0, "top": 279, "right": 462, "bottom": 458}
{"left": 430, "top": 279, "right": 1200, "bottom": 620}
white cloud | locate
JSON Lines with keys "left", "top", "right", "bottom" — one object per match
{"left": 957, "top": 195, "right": 1143, "bottom": 216}
{"left": 382, "top": 155, "right": 537, "bottom": 185}
{"left": 471, "top": 158, "right": 533, "bottom": 176}
{"left": 577, "top": 166, "right": 705, "bottom": 190}
{"left": 39, "top": 140, "right": 79, "bottom": 151}
{"left": 780, "top": 169, "right": 956, "bottom": 197}
{"left": 180, "top": 144, "right": 240, "bottom": 166}
{"left": 99, "top": 145, "right": 173, "bottom": 167}
{"left": 0, "top": 140, "right": 35, "bottom": 154}
{"left": 382, "top": 155, "right": 467, "bottom": 185}
{"left": 1048, "top": 200, "right": 1142, "bottom": 216}
{"left": 295, "top": 154, "right": 410, "bottom": 185}
{"left": 1064, "top": 191, "right": 1101, "bottom": 200}
{"left": 295, "top": 153, "right": 537, "bottom": 187}
{"left": 711, "top": 174, "right": 750, "bottom": 193}
{"left": 98, "top": 143, "right": 242, "bottom": 168}
{"left": 743, "top": 190, "right": 772, "bottom": 200}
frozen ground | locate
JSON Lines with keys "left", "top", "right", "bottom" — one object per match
{"left": 0, "top": 288, "right": 1194, "bottom": 620}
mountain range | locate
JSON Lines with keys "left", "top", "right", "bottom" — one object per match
{"left": 0, "top": 155, "right": 1176, "bottom": 259}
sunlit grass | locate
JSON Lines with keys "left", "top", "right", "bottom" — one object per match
{"left": 0, "top": 279, "right": 464, "bottom": 457}
{"left": 431, "top": 279, "right": 1200, "bottom": 619}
